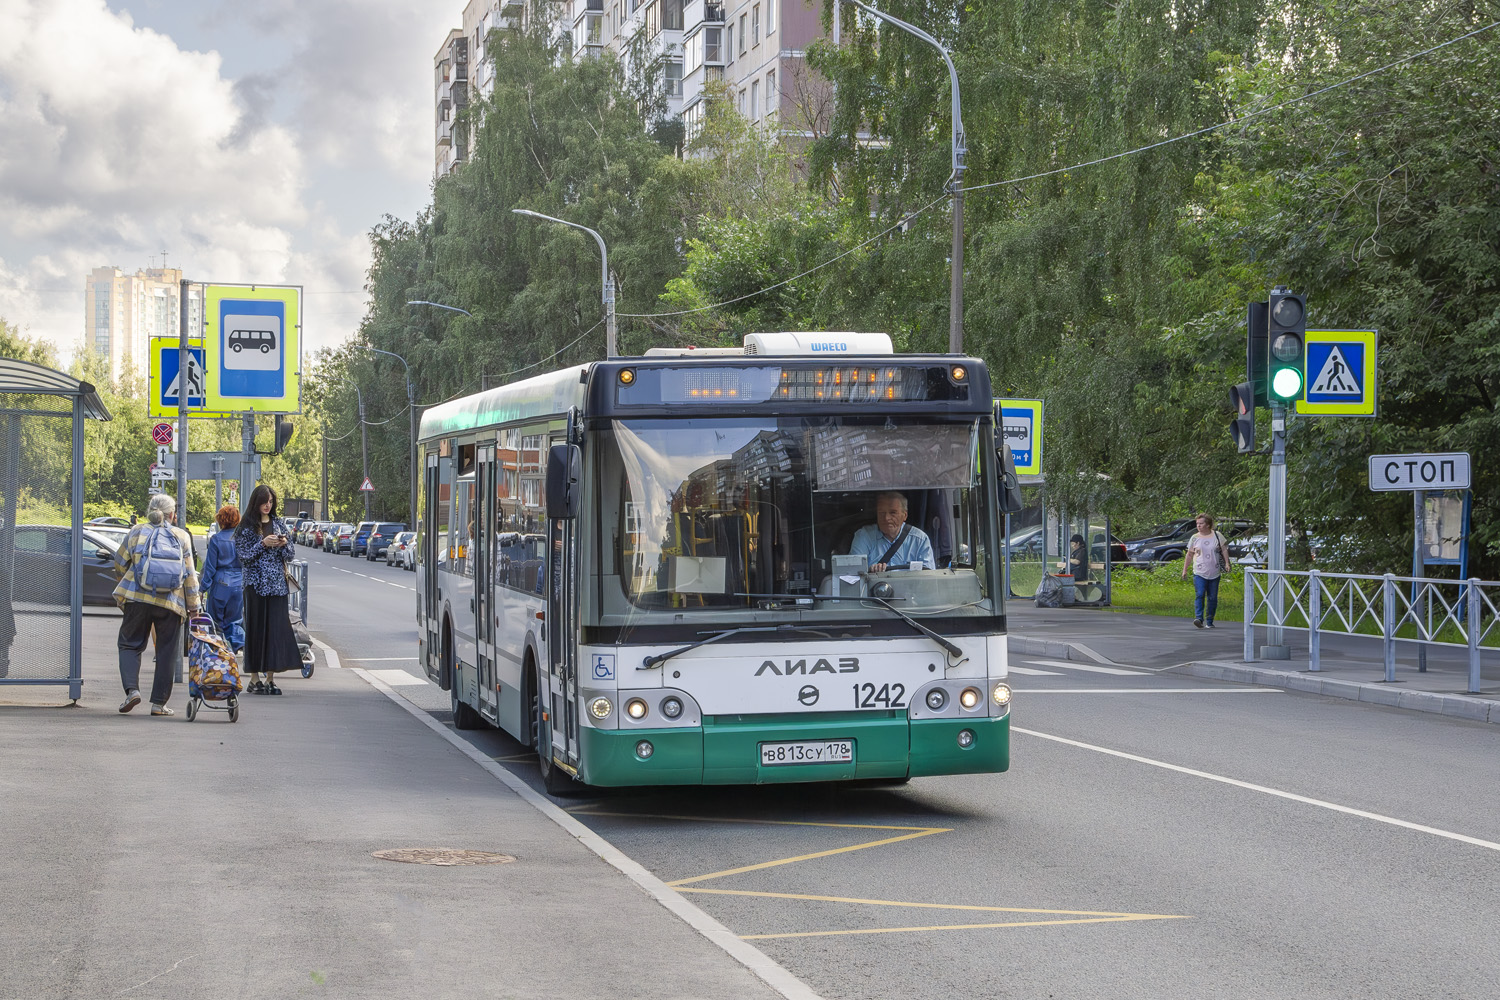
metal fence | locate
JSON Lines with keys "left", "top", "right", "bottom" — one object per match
{"left": 1243, "top": 568, "right": 1498, "bottom": 693}
{"left": 287, "top": 559, "right": 309, "bottom": 625}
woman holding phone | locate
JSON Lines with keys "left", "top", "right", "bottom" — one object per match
{"left": 234, "top": 484, "right": 300, "bottom": 694}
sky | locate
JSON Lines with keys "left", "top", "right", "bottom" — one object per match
{"left": 0, "top": 0, "right": 461, "bottom": 364}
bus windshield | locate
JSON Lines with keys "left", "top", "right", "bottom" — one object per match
{"left": 597, "top": 416, "right": 997, "bottom": 624}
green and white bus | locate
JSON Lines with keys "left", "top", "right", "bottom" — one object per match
{"left": 415, "top": 332, "right": 1016, "bottom": 794}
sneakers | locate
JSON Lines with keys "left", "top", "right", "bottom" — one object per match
{"left": 1193, "top": 618, "right": 1204, "bottom": 629}
{"left": 1206, "top": 622, "right": 1216, "bottom": 629}
{"left": 150, "top": 704, "right": 175, "bottom": 716}
{"left": 119, "top": 690, "right": 141, "bottom": 714}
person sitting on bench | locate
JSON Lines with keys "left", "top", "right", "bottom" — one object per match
{"left": 846, "top": 492, "right": 936, "bottom": 572}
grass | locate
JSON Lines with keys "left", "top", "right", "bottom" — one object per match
{"left": 1107, "top": 565, "right": 1245, "bottom": 623}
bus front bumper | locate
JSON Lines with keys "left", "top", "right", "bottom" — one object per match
{"left": 577, "top": 712, "right": 1009, "bottom": 786}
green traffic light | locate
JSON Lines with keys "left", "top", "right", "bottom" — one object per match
{"left": 1271, "top": 367, "right": 1303, "bottom": 399}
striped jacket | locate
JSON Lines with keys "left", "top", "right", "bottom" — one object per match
{"left": 113, "top": 521, "right": 201, "bottom": 617}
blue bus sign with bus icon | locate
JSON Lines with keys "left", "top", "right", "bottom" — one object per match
{"left": 217, "top": 298, "right": 285, "bottom": 398}
{"left": 995, "top": 398, "right": 1043, "bottom": 477}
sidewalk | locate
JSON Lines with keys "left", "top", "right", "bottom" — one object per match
{"left": 1008, "top": 604, "right": 1500, "bottom": 725}
{"left": 0, "top": 615, "right": 812, "bottom": 1000}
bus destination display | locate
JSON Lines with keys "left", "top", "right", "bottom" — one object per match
{"left": 616, "top": 365, "right": 970, "bottom": 405}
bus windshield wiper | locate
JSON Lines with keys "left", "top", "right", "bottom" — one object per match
{"left": 641, "top": 623, "right": 871, "bottom": 670}
{"left": 859, "top": 596, "right": 966, "bottom": 662}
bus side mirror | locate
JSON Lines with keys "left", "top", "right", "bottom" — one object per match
{"left": 997, "top": 444, "right": 1025, "bottom": 513}
{"left": 545, "top": 444, "right": 581, "bottom": 520}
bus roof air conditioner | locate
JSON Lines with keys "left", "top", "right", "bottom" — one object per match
{"left": 742, "top": 332, "right": 893, "bottom": 356}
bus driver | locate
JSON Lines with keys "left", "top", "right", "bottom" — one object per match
{"left": 847, "top": 492, "right": 936, "bottom": 572}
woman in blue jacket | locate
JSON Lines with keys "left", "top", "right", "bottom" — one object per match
{"left": 199, "top": 505, "right": 245, "bottom": 651}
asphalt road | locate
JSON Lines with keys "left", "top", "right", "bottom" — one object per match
{"left": 301, "top": 545, "right": 1500, "bottom": 1000}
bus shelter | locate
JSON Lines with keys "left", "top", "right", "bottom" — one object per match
{"left": 1004, "top": 489, "right": 1116, "bottom": 607}
{"left": 0, "top": 359, "right": 112, "bottom": 701}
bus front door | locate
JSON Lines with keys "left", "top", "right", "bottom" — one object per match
{"left": 546, "top": 511, "right": 578, "bottom": 766}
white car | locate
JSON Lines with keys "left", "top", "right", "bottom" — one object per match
{"left": 385, "top": 531, "right": 417, "bottom": 570}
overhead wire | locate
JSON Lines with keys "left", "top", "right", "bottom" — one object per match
{"left": 957, "top": 19, "right": 1500, "bottom": 195}
{"left": 612, "top": 19, "right": 1497, "bottom": 320}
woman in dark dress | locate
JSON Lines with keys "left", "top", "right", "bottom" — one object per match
{"left": 234, "top": 484, "right": 300, "bottom": 695}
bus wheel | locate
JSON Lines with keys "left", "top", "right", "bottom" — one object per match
{"left": 532, "top": 665, "right": 578, "bottom": 797}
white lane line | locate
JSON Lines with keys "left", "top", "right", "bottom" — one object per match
{"left": 1007, "top": 666, "right": 1062, "bottom": 676}
{"left": 367, "top": 668, "right": 429, "bottom": 687}
{"left": 353, "top": 668, "right": 824, "bottom": 1000}
{"left": 1015, "top": 726, "right": 1500, "bottom": 854}
{"left": 1020, "top": 658, "right": 1143, "bottom": 676}
{"left": 1016, "top": 688, "right": 1281, "bottom": 695}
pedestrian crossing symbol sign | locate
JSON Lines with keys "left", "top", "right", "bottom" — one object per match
{"left": 1296, "top": 330, "right": 1377, "bottom": 417}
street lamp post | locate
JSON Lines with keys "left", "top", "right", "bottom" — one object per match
{"left": 848, "top": 1, "right": 966, "bottom": 354}
{"left": 358, "top": 345, "right": 418, "bottom": 529}
{"left": 511, "top": 209, "right": 616, "bottom": 357}
{"left": 405, "top": 300, "right": 473, "bottom": 318}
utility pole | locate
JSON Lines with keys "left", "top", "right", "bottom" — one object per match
{"left": 358, "top": 390, "right": 370, "bottom": 521}
{"left": 321, "top": 427, "right": 329, "bottom": 520}
{"left": 176, "top": 280, "right": 190, "bottom": 528}
{"left": 1263, "top": 401, "right": 1289, "bottom": 658}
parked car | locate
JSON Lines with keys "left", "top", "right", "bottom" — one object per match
{"left": 9, "top": 525, "right": 122, "bottom": 606}
{"left": 324, "top": 524, "right": 353, "bottom": 553}
{"left": 1126, "top": 518, "right": 1258, "bottom": 563}
{"left": 384, "top": 531, "right": 416, "bottom": 568}
{"left": 349, "top": 521, "right": 377, "bottom": 557}
{"left": 364, "top": 522, "right": 407, "bottom": 561}
{"left": 87, "top": 516, "right": 132, "bottom": 528}
{"left": 1005, "top": 525, "right": 1127, "bottom": 567}
{"left": 309, "top": 522, "right": 332, "bottom": 547}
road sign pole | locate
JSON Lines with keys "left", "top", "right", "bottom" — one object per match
{"left": 359, "top": 393, "right": 370, "bottom": 521}
{"left": 241, "top": 413, "right": 256, "bottom": 500}
{"left": 176, "top": 280, "right": 190, "bottom": 535}
{"left": 1262, "top": 401, "right": 1290, "bottom": 659}
{"left": 1413, "top": 489, "right": 1427, "bottom": 672}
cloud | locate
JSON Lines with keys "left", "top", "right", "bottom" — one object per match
{"left": 0, "top": 0, "right": 454, "bottom": 364}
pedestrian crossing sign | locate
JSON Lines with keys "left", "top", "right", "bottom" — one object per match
{"left": 1296, "top": 329, "right": 1377, "bottom": 417}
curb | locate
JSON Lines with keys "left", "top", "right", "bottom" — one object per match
{"left": 1011, "top": 636, "right": 1500, "bottom": 726}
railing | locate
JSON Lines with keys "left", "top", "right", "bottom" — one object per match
{"left": 288, "top": 559, "right": 309, "bottom": 626}
{"left": 1243, "top": 568, "right": 1497, "bottom": 693}
{"left": 705, "top": 3, "right": 726, "bottom": 22}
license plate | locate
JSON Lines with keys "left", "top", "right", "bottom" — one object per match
{"left": 759, "top": 740, "right": 855, "bottom": 767}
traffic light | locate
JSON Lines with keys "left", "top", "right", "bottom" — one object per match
{"left": 1230, "top": 382, "right": 1256, "bottom": 453}
{"left": 1266, "top": 286, "right": 1306, "bottom": 403}
{"left": 273, "top": 415, "right": 295, "bottom": 454}
{"left": 1246, "top": 300, "right": 1269, "bottom": 408}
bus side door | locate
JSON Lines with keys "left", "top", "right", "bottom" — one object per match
{"left": 420, "top": 450, "right": 442, "bottom": 686}
{"left": 475, "top": 444, "right": 497, "bottom": 721}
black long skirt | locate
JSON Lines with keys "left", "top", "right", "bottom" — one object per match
{"left": 243, "top": 588, "right": 301, "bottom": 675}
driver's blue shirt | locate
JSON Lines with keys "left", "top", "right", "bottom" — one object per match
{"left": 848, "top": 524, "right": 935, "bottom": 570}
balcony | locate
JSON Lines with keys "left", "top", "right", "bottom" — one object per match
{"left": 438, "top": 119, "right": 453, "bottom": 145}
{"left": 501, "top": 0, "right": 525, "bottom": 13}
{"left": 704, "top": 2, "right": 725, "bottom": 22}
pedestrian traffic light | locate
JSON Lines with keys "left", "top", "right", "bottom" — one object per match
{"left": 273, "top": 415, "right": 295, "bottom": 454}
{"left": 1245, "top": 300, "right": 1269, "bottom": 408}
{"left": 1230, "top": 382, "right": 1256, "bottom": 453}
{"left": 1266, "top": 287, "right": 1306, "bottom": 403}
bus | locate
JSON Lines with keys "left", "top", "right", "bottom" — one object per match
{"left": 415, "top": 332, "right": 1018, "bottom": 794}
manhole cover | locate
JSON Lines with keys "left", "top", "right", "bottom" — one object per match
{"left": 372, "top": 848, "right": 517, "bottom": 866}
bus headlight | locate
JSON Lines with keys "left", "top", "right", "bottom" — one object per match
{"left": 925, "top": 688, "right": 948, "bottom": 711}
{"left": 660, "top": 696, "right": 683, "bottom": 719}
{"left": 588, "top": 697, "right": 613, "bottom": 720}
{"left": 957, "top": 729, "right": 975, "bottom": 748}
{"left": 992, "top": 682, "right": 1012, "bottom": 707}
{"left": 625, "top": 698, "right": 648, "bottom": 720}
{"left": 959, "top": 687, "right": 982, "bottom": 710}
{"left": 635, "top": 740, "right": 654, "bottom": 759}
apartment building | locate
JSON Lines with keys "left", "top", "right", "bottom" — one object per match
{"left": 433, "top": 0, "right": 828, "bottom": 175}
{"left": 680, "top": 1, "right": 826, "bottom": 144}
{"left": 83, "top": 266, "right": 204, "bottom": 377}
{"left": 435, "top": 1, "right": 567, "bottom": 177}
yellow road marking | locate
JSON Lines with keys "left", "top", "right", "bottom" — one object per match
{"left": 742, "top": 914, "right": 1191, "bottom": 940}
{"left": 579, "top": 810, "right": 948, "bottom": 833}
{"left": 669, "top": 828, "right": 948, "bottom": 886}
{"left": 678, "top": 887, "right": 1166, "bottom": 918}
